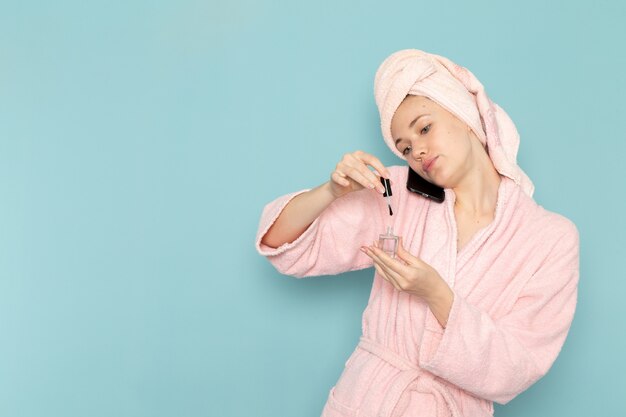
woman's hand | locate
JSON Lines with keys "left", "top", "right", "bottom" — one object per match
{"left": 361, "top": 237, "right": 454, "bottom": 327}
{"left": 329, "top": 151, "right": 390, "bottom": 199}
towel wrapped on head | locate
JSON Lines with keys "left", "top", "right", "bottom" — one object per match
{"left": 374, "top": 49, "right": 534, "bottom": 197}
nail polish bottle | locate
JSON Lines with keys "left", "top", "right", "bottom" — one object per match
{"left": 378, "top": 226, "right": 399, "bottom": 258}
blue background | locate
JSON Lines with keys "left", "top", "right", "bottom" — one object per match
{"left": 1, "top": 1, "right": 624, "bottom": 416}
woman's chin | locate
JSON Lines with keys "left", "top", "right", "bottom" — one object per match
{"left": 423, "top": 171, "right": 442, "bottom": 186}
{"left": 426, "top": 172, "right": 451, "bottom": 189}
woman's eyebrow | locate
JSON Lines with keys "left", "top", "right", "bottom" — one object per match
{"left": 394, "top": 114, "right": 430, "bottom": 145}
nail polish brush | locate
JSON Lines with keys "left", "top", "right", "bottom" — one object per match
{"left": 380, "top": 177, "right": 393, "bottom": 216}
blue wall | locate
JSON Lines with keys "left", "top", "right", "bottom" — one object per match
{"left": 1, "top": 1, "right": 623, "bottom": 416}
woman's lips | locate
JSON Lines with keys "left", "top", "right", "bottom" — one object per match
{"left": 422, "top": 157, "right": 438, "bottom": 173}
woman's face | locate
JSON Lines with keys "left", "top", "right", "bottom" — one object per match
{"left": 390, "top": 95, "right": 481, "bottom": 189}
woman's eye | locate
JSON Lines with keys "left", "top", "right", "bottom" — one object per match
{"left": 402, "top": 146, "right": 412, "bottom": 156}
{"left": 421, "top": 124, "right": 431, "bottom": 134}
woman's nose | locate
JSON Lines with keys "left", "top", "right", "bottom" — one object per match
{"left": 411, "top": 143, "right": 426, "bottom": 161}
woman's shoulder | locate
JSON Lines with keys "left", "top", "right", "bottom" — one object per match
{"left": 536, "top": 205, "right": 578, "bottom": 242}
{"left": 514, "top": 186, "right": 579, "bottom": 243}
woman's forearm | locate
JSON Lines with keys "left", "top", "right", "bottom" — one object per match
{"left": 426, "top": 279, "right": 455, "bottom": 328}
{"left": 261, "top": 181, "right": 338, "bottom": 248}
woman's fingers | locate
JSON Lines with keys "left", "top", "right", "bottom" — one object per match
{"left": 331, "top": 171, "right": 350, "bottom": 187}
{"left": 344, "top": 164, "right": 383, "bottom": 192}
{"left": 368, "top": 244, "right": 409, "bottom": 276}
{"left": 357, "top": 151, "right": 391, "bottom": 179}
{"left": 350, "top": 152, "right": 389, "bottom": 193}
{"left": 377, "top": 261, "right": 405, "bottom": 288}
{"left": 341, "top": 152, "right": 387, "bottom": 193}
{"left": 331, "top": 151, "right": 389, "bottom": 198}
{"left": 373, "top": 263, "right": 401, "bottom": 291}
{"left": 396, "top": 237, "right": 420, "bottom": 266}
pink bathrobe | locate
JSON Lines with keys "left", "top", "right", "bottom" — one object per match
{"left": 256, "top": 165, "right": 579, "bottom": 417}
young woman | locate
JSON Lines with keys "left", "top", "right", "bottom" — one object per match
{"left": 255, "top": 49, "right": 579, "bottom": 417}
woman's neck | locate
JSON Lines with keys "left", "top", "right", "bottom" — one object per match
{"left": 452, "top": 157, "right": 502, "bottom": 217}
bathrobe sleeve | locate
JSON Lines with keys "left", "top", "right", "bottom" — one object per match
{"left": 418, "top": 221, "right": 579, "bottom": 405}
{"left": 255, "top": 176, "right": 393, "bottom": 277}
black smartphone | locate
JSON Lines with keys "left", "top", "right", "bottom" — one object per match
{"left": 406, "top": 166, "right": 445, "bottom": 203}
